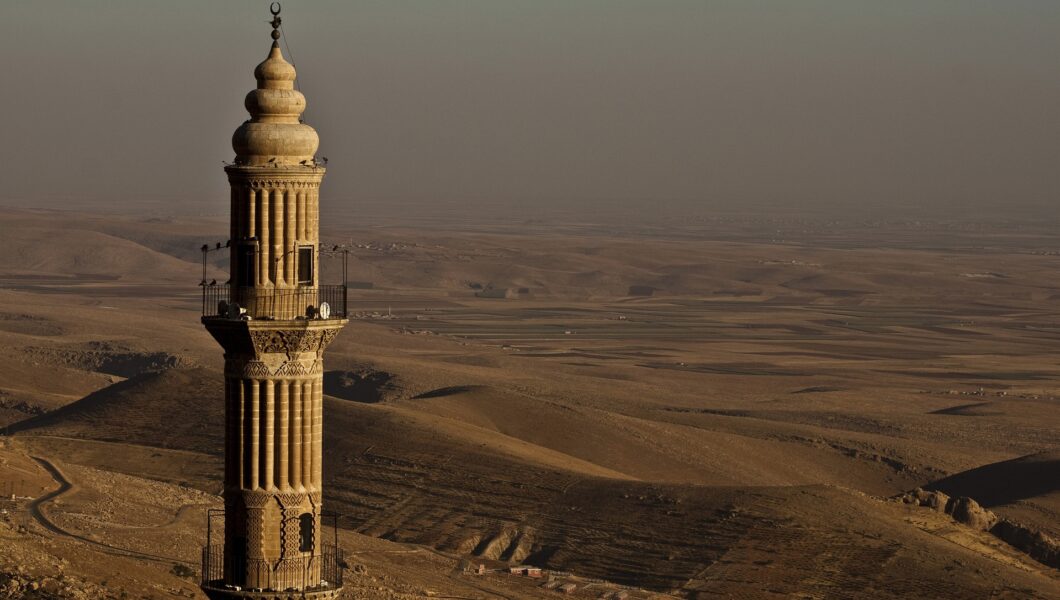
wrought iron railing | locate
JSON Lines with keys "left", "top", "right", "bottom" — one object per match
{"left": 201, "top": 544, "right": 224, "bottom": 585}
{"left": 201, "top": 284, "right": 347, "bottom": 320}
{"left": 201, "top": 543, "right": 344, "bottom": 591}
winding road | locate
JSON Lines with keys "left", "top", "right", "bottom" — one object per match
{"left": 25, "top": 455, "right": 511, "bottom": 597}
{"left": 28, "top": 455, "right": 196, "bottom": 566}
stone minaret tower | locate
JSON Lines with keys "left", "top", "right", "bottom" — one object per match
{"left": 201, "top": 6, "right": 345, "bottom": 599}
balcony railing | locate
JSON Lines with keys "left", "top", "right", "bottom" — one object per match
{"left": 201, "top": 284, "right": 347, "bottom": 320}
{"left": 201, "top": 543, "right": 344, "bottom": 592}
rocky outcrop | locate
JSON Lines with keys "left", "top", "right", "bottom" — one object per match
{"left": 895, "top": 487, "right": 949, "bottom": 513}
{"left": 945, "top": 496, "right": 997, "bottom": 531}
{"left": 990, "top": 520, "right": 1060, "bottom": 570}
{"left": 0, "top": 573, "right": 97, "bottom": 600}
{"left": 894, "top": 488, "right": 1060, "bottom": 569}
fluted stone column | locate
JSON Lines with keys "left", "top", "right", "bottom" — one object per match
{"left": 228, "top": 176, "right": 322, "bottom": 320}
{"left": 205, "top": 320, "right": 344, "bottom": 594}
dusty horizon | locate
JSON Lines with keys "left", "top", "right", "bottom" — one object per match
{"left": 3, "top": 1, "right": 1059, "bottom": 220}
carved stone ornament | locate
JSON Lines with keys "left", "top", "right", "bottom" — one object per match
{"left": 245, "top": 507, "right": 266, "bottom": 558}
{"left": 318, "top": 328, "right": 341, "bottom": 352}
{"left": 274, "top": 359, "right": 319, "bottom": 377}
{"left": 242, "top": 490, "right": 273, "bottom": 508}
{"left": 274, "top": 492, "right": 307, "bottom": 509}
{"left": 243, "top": 360, "right": 271, "bottom": 378}
{"left": 243, "top": 179, "right": 320, "bottom": 190}
{"left": 249, "top": 329, "right": 300, "bottom": 355}
{"left": 226, "top": 358, "right": 320, "bottom": 378}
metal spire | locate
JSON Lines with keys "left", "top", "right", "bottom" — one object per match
{"left": 269, "top": 3, "right": 282, "bottom": 42}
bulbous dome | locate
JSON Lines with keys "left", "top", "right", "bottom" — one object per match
{"left": 232, "top": 42, "right": 319, "bottom": 166}
{"left": 254, "top": 46, "right": 297, "bottom": 89}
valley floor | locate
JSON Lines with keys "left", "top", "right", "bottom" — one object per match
{"left": 0, "top": 208, "right": 1057, "bottom": 598}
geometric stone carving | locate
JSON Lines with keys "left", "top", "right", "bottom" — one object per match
{"left": 275, "top": 493, "right": 307, "bottom": 509}
{"left": 245, "top": 507, "right": 265, "bottom": 558}
{"left": 276, "top": 493, "right": 309, "bottom": 560}
{"left": 226, "top": 358, "right": 322, "bottom": 378}
{"left": 247, "top": 179, "right": 319, "bottom": 190}
{"left": 274, "top": 360, "right": 315, "bottom": 377}
{"left": 281, "top": 510, "right": 298, "bottom": 558}
{"left": 243, "top": 490, "right": 273, "bottom": 508}
{"left": 243, "top": 361, "right": 271, "bottom": 378}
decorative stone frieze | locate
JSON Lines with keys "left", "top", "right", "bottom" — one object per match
{"left": 238, "top": 179, "right": 321, "bottom": 190}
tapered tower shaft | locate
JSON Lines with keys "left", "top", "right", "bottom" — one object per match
{"left": 201, "top": 7, "right": 344, "bottom": 599}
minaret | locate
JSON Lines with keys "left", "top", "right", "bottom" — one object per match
{"left": 200, "top": 6, "right": 345, "bottom": 599}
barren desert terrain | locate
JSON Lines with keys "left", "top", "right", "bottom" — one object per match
{"left": 0, "top": 206, "right": 1058, "bottom": 598}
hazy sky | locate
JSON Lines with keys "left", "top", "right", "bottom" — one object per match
{"left": 2, "top": 1, "right": 1059, "bottom": 220}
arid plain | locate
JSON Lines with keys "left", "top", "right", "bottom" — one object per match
{"left": 0, "top": 206, "right": 1058, "bottom": 599}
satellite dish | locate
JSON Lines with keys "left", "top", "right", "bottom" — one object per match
{"left": 318, "top": 302, "right": 331, "bottom": 320}
{"left": 226, "top": 302, "right": 242, "bottom": 320}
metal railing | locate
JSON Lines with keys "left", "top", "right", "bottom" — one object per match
{"left": 201, "top": 284, "right": 347, "bottom": 320}
{"left": 201, "top": 544, "right": 224, "bottom": 585}
{"left": 201, "top": 543, "right": 344, "bottom": 591}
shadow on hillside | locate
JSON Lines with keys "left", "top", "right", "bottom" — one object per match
{"left": 411, "top": 385, "right": 484, "bottom": 399}
{"left": 323, "top": 369, "right": 397, "bottom": 404}
{"left": 4, "top": 373, "right": 160, "bottom": 435}
{"left": 926, "top": 452, "right": 1060, "bottom": 507}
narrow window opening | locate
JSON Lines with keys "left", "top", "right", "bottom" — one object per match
{"left": 298, "top": 513, "right": 315, "bottom": 552}
{"left": 236, "top": 245, "right": 255, "bottom": 288}
{"left": 297, "top": 246, "right": 313, "bottom": 285}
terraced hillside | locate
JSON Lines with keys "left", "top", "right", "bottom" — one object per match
{"left": 1, "top": 208, "right": 1058, "bottom": 597}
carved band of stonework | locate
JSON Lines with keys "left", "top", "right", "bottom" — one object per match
{"left": 248, "top": 329, "right": 341, "bottom": 357}
{"left": 205, "top": 323, "right": 343, "bottom": 357}
{"left": 238, "top": 360, "right": 272, "bottom": 378}
{"left": 241, "top": 179, "right": 321, "bottom": 191}
{"left": 225, "top": 359, "right": 322, "bottom": 379}
{"left": 248, "top": 329, "right": 299, "bottom": 355}
{"left": 274, "top": 359, "right": 319, "bottom": 377}
{"left": 242, "top": 490, "right": 273, "bottom": 509}
{"left": 318, "top": 328, "right": 341, "bottom": 352}
{"left": 274, "top": 492, "right": 307, "bottom": 509}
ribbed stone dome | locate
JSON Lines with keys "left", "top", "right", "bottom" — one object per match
{"left": 232, "top": 42, "right": 319, "bottom": 166}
